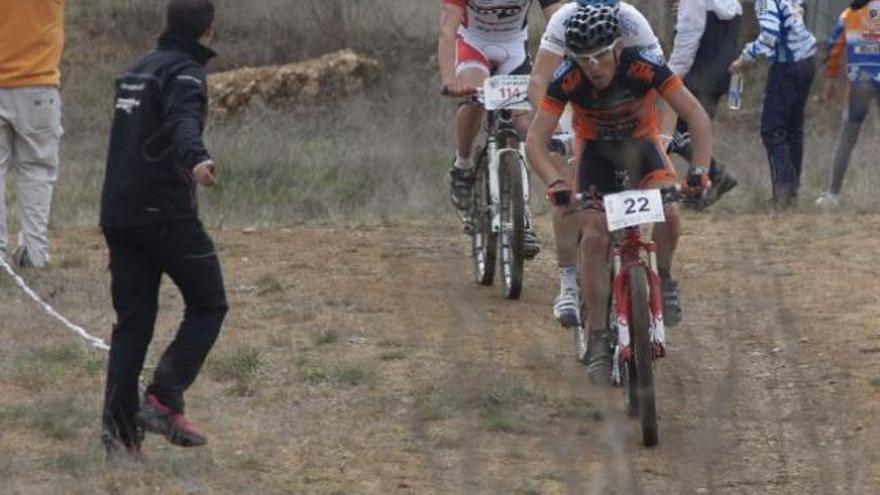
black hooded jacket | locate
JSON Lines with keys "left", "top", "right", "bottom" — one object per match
{"left": 100, "top": 33, "right": 216, "bottom": 228}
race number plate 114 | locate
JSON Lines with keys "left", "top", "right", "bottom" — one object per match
{"left": 603, "top": 189, "right": 666, "bottom": 231}
{"left": 483, "top": 75, "right": 530, "bottom": 111}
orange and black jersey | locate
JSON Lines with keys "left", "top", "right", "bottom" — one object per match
{"left": 540, "top": 47, "right": 684, "bottom": 141}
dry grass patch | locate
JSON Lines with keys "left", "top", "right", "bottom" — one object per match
{"left": 207, "top": 345, "right": 266, "bottom": 396}
{"left": 3, "top": 344, "right": 102, "bottom": 392}
{"left": 378, "top": 349, "right": 408, "bottom": 361}
{"left": 254, "top": 274, "right": 284, "bottom": 296}
{"left": 312, "top": 327, "right": 341, "bottom": 346}
{"left": 302, "top": 363, "right": 377, "bottom": 388}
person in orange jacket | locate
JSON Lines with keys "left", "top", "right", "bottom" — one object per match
{"left": 816, "top": 0, "right": 880, "bottom": 207}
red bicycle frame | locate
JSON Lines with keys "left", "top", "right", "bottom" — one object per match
{"left": 610, "top": 226, "right": 666, "bottom": 380}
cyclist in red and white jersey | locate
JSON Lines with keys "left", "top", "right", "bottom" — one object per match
{"left": 439, "top": 0, "right": 563, "bottom": 258}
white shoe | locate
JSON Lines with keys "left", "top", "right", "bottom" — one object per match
{"left": 815, "top": 192, "right": 840, "bottom": 208}
{"left": 553, "top": 288, "right": 581, "bottom": 328}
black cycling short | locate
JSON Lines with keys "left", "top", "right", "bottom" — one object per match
{"left": 577, "top": 138, "right": 677, "bottom": 194}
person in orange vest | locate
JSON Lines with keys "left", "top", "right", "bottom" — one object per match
{"left": 0, "top": 0, "right": 66, "bottom": 268}
{"left": 816, "top": 0, "right": 880, "bottom": 207}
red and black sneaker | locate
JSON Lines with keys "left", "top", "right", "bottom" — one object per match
{"left": 137, "top": 394, "right": 207, "bottom": 447}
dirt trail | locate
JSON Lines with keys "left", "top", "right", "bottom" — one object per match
{"left": 2, "top": 213, "right": 880, "bottom": 494}
{"left": 224, "top": 212, "right": 880, "bottom": 494}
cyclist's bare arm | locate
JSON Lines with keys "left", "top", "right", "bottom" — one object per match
{"left": 527, "top": 106, "right": 565, "bottom": 186}
{"left": 438, "top": 3, "right": 469, "bottom": 95}
{"left": 528, "top": 1, "right": 564, "bottom": 107}
{"left": 658, "top": 99, "right": 678, "bottom": 140}
{"left": 663, "top": 86, "right": 713, "bottom": 169}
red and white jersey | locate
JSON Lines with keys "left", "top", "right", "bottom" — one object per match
{"left": 444, "top": 0, "right": 562, "bottom": 42}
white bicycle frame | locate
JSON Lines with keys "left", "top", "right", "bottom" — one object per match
{"left": 486, "top": 137, "right": 531, "bottom": 235}
{"left": 479, "top": 75, "right": 533, "bottom": 236}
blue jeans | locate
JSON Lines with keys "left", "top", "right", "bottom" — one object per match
{"left": 761, "top": 57, "right": 816, "bottom": 199}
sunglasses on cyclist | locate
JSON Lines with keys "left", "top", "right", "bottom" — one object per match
{"left": 571, "top": 40, "right": 618, "bottom": 66}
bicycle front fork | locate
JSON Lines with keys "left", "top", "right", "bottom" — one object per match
{"left": 609, "top": 244, "right": 667, "bottom": 386}
{"left": 486, "top": 140, "right": 533, "bottom": 234}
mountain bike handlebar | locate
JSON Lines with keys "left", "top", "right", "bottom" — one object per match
{"left": 554, "top": 186, "right": 683, "bottom": 214}
{"left": 441, "top": 85, "right": 484, "bottom": 105}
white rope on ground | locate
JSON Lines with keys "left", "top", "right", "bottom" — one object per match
{"left": 0, "top": 257, "right": 110, "bottom": 351}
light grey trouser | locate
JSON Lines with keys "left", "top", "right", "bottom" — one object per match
{"left": 827, "top": 83, "right": 879, "bottom": 195}
{"left": 0, "top": 86, "right": 62, "bottom": 267}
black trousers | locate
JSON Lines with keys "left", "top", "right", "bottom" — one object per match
{"left": 102, "top": 219, "right": 228, "bottom": 446}
{"left": 761, "top": 57, "right": 816, "bottom": 198}
{"left": 673, "top": 88, "right": 726, "bottom": 176}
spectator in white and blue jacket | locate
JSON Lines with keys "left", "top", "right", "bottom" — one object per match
{"left": 730, "top": 0, "right": 817, "bottom": 209}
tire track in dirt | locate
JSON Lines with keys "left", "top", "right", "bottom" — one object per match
{"left": 692, "top": 225, "right": 799, "bottom": 493}
{"left": 432, "top": 232, "right": 606, "bottom": 495}
{"left": 674, "top": 284, "right": 743, "bottom": 494}
{"left": 492, "top": 230, "right": 644, "bottom": 495}
{"left": 752, "top": 222, "right": 836, "bottom": 493}
{"left": 359, "top": 214, "right": 878, "bottom": 494}
{"left": 751, "top": 217, "right": 866, "bottom": 494}
{"left": 371, "top": 226, "right": 496, "bottom": 494}
{"left": 644, "top": 215, "right": 856, "bottom": 494}
{"left": 636, "top": 219, "right": 761, "bottom": 493}
{"left": 800, "top": 215, "right": 880, "bottom": 494}
{"left": 374, "top": 225, "right": 568, "bottom": 494}
{"left": 378, "top": 221, "right": 644, "bottom": 494}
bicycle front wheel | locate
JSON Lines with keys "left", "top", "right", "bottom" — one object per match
{"left": 498, "top": 152, "right": 524, "bottom": 300}
{"left": 629, "top": 265, "right": 658, "bottom": 447}
{"left": 614, "top": 289, "right": 639, "bottom": 418}
{"left": 471, "top": 148, "right": 496, "bottom": 286}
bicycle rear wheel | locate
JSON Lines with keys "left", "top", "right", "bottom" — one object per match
{"left": 628, "top": 265, "right": 658, "bottom": 447}
{"left": 498, "top": 152, "right": 524, "bottom": 300}
{"left": 471, "top": 148, "right": 496, "bottom": 286}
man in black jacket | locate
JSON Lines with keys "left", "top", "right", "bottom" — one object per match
{"left": 99, "top": 0, "right": 227, "bottom": 456}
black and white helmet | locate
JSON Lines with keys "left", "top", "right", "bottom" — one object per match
{"left": 565, "top": 5, "right": 621, "bottom": 54}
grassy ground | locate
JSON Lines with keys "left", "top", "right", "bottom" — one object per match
{"left": 0, "top": 1, "right": 864, "bottom": 232}
{"left": 47, "top": 0, "right": 450, "bottom": 228}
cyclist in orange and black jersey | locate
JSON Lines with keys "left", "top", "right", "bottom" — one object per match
{"left": 541, "top": 47, "right": 684, "bottom": 192}
{"left": 527, "top": 5, "right": 713, "bottom": 376}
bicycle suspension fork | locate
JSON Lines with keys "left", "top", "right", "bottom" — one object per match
{"left": 610, "top": 245, "right": 628, "bottom": 385}
{"left": 646, "top": 243, "right": 666, "bottom": 356}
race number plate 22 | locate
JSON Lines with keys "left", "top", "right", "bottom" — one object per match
{"left": 483, "top": 75, "right": 530, "bottom": 111}
{"left": 603, "top": 189, "right": 666, "bottom": 231}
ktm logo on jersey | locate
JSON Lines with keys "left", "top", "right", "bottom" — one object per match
{"left": 627, "top": 61, "right": 655, "bottom": 83}
{"left": 561, "top": 70, "right": 582, "bottom": 93}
